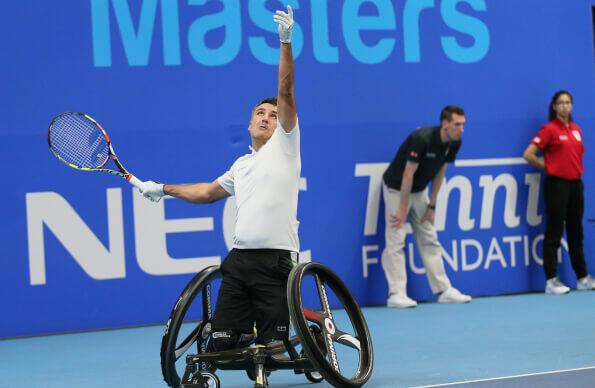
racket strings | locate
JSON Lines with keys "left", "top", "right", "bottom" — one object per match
{"left": 49, "top": 114, "right": 109, "bottom": 169}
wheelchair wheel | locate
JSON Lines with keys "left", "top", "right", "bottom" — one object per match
{"left": 288, "top": 262, "right": 373, "bottom": 387}
{"left": 200, "top": 371, "right": 220, "bottom": 388}
{"left": 161, "top": 265, "right": 222, "bottom": 387}
{"left": 305, "top": 371, "right": 324, "bottom": 383}
{"left": 184, "top": 371, "right": 220, "bottom": 388}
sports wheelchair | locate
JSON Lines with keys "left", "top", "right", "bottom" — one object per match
{"left": 160, "top": 262, "right": 374, "bottom": 387}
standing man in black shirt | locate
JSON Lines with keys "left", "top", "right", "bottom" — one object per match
{"left": 382, "top": 105, "right": 472, "bottom": 308}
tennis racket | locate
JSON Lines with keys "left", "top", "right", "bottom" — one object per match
{"left": 48, "top": 112, "right": 146, "bottom": 191}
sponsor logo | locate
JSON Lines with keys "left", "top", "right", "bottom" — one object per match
{"left": 324, "top": 318, "right": 339, "bottom": 370}
{"left": 163, "top": 318, "right": 172, "bottom": 336}
{"left": 206, "top": 285, "right": 212, "bottom": 318}
{"left": 533, "top": 137, "right": 541, "bottom": 144}
{"left": 559, "top": 135, "right": 568, "bottom": 141}
{"left": 355, "top": 160, "right": 567, "bottom": 280}
{"left": 91, "top": 1, "right": 491, "bottom": 67}
{"left": 572, "top": 130, "right": 582, "bottom": 141}
{"left": 427, "top": 152, "right": 436, "bottom": 158}
{"left": 326, "top": 332, "right": 340, "bottom": 371}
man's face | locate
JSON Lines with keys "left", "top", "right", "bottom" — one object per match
{"left": 443, "top": 113, "right": 465, "bottom": 141}
{"left": 248, "top": 103, "right": 277, "bottom": 144}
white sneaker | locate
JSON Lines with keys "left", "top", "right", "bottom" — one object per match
{"left": 577, "top": 275, "right": 595, "bottom": 291}
{"left": 438, "top": 287, "right": 472, "bottom": 304}
{"left": 545, "top": 277, "right": 570, "bottom": 294}
{"left": 387, "top": 293, "right": 417, "bottom": 308}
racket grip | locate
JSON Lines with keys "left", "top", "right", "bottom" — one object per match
{"left": 127, "top": 175, "right": 146, "bottom": 191}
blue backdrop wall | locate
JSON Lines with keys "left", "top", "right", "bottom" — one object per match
{"left": 1, "top": 0, "right": 594, "bottom": 338}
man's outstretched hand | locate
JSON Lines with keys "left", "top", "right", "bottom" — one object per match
{"left": 274, "top": 5, "right": 294, "bottom": 43}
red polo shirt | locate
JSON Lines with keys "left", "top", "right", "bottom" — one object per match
{"left": 531, "top": 118, "right": 584, "bottom": 180}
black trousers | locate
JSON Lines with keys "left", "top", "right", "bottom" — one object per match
{"left": 211, "top": 249, "right": 297, "bottom": 343}
{"left": 543, "top": 175, "right": 587, "bottom": 280}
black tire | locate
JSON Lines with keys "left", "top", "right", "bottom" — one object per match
{"left": 161, "top": 266, "right": 222, "bottom": 387}
{"left": 287, "top": 263, "right": 374, "bottom": 387}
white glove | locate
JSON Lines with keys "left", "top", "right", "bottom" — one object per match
{"left": 140, "top": 180, "right": 164, "bottom": 202}
{"left": 273, "top": 5, "right": 294, "bottom": 43}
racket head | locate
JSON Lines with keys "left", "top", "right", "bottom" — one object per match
{"left": 48, "top": 112, "right": 111, "bottom": 171}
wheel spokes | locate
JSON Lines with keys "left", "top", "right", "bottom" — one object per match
{"left": 335, "top": 332, "right": 360, "bottom": 351}
{"left": 175, "top": 323, "right": 201, "bottom": 359}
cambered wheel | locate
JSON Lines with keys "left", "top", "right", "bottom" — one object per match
{"left": 161, "top": 266, "right": 222, "bottom": 387}
{"left": 287, "top": 262, "right": 374, "bottom": 387}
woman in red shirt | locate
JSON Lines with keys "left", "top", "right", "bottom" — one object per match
{"left": 523, "top": 90, "right": 594, "bottom": 294}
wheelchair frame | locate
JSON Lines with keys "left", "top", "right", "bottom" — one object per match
{"left": 160, "top": 262, "right": 373, "bottom": 388}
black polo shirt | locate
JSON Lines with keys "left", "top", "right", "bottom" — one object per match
{"left": 383, "top": 126, "right": 461, "bottom": 192}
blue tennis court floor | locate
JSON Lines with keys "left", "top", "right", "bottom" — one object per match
{"left": 1, "top": 291, "right": 594, "bottom": 388}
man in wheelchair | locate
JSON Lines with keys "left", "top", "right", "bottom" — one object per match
{"left": 140, "top": 5, "right": 305, "bottom": 386}
{"left": 142, "top": 7, "right": 373, "bottom": 387}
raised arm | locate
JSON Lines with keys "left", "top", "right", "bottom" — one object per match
{"left": 274, "top": 6, "right": 297, "bottom": 132}
{"left": 140, "top": 180, "right": 230, "bottom": 204}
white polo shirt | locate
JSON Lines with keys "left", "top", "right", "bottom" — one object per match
{"left": 217, "top": 121, "right": 301, "bottom": 252}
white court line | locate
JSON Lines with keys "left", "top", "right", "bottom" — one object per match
{"left": 410, "top": 365, "right": 595, "bottom": 387}
{"left": 455, "top": 157, "right": 527, "bottom": 167}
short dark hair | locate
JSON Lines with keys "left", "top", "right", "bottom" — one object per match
{"left": 251, "top": 97, "right": 278, "bottom": 116}
{"left": 440, "top": 105, "right": 465, "bottom": 122}
{"left": 549, "top": 90, "right": 573, "bottom": 121}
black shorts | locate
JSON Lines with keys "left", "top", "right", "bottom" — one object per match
{"left": 211, "top": 248, "right": 297, "bottom": 343}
